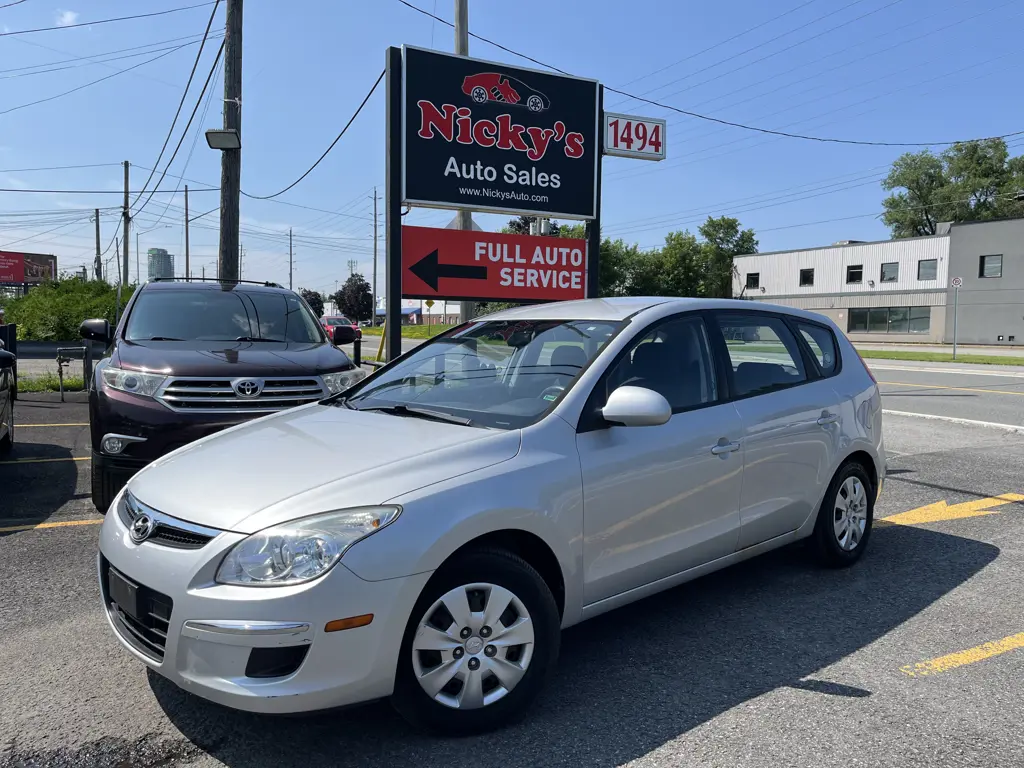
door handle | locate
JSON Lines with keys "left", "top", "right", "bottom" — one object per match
{"left": 817, "top": 412, "right": 839, "bottom": 425}
{"left": 711, "top": 441, "right": 740, "bottom": 455}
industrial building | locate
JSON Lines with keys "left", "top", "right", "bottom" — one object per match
{"left": 732, "top": 217, "right": 1024, "bottom": 346}
{"left": 147, "top": 248, "right": 174, "bottom": 281}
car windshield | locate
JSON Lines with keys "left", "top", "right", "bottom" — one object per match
{"left": 324, "top": 317, "right": 350, "bottom": 326}
{"left": 125, "top": 289, "right": 325, "bottom": 343}
{"left": 342, "top": 318, "right": 624, "bottom": 429}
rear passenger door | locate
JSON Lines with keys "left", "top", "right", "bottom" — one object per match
{"left": 709, "top": 312, "right": 843, "bottom": 549}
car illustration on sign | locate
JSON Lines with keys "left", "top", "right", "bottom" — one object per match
{"left": 462, "top": 72, "right": 550, "bottom": 112}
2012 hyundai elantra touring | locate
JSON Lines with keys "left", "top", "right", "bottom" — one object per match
{"left": 97, "top": 297, "right": 884, "bottom": 734}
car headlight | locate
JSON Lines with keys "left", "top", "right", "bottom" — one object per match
{"left": 322, "top": 369, "right": 367, "bottom": 394}
{"left": 101, "top": 364, "right": 167, "bottom": 397}
{"left": 215, "top": 506, "right": 401, "bottom": 587}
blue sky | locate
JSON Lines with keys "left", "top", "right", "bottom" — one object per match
{"left": 0, "top": 0, "right": 1021, "bottom": 297}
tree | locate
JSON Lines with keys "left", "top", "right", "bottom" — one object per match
{"left": 882, "top": 139, "right": 1024, "bottom": 237}
{"left": 501, "top": 215, "right": 562, "bottom": 237}
{"left": 332, "top": 273, "right": 373, "bottom": 322}
{"left": 698, "top": 216, "right": 758, "bottom": 298}
{"left": 3, "top": 277, "right": 136, "bottom": 340}
{"left": 299, "top": 288, "right": 324, "bottom": 317}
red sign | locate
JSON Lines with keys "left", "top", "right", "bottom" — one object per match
{"left": 402, "top": 226, "right": 587, "bottom": 302}
{"left": 0, "top": 251, "right": 57, "bottom": 284}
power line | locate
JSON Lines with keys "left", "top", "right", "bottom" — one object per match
{"left": 397, "top": 0, "right": 1024, "bottom": 149}
{"left": 0, "top": 163, "right": 122, "bottom": 173}
{"left": 0, "top": 2, "right": 218, "bottom": 38}
{"left": 0, "top": 42, "right": 195, "bottom": 116}
{"left": 0, "top": 1, "right": 31, "bottom": 8}
{"left": 0, "top": 187, "right": 218, "bottom": 194}
{"left": 242, "top": 68, "right": 386, "bottom": 200}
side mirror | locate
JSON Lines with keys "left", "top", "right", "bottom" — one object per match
{"left": 601, "top": 386, "right": 671, "bottom": 427}
{"left": 332, "top": 324, "right": 356, "bottom": 345}
{"left": 80, "top": 318, "right": 112, "bottom": 344}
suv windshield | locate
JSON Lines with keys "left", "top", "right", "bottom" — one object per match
{"left": 342, "top": 318, "right": 624, "bottom": 429}
{"left": 323, "top": 317, "right": 351, "bottom": 326}
{"left": 125, "top": 289, "right": 325, "bottom": 343}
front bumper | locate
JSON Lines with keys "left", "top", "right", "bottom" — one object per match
{"left": 97, "top": 493, "right": 431, "bottom": 713}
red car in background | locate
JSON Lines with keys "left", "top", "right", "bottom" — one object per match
{"left": 320, "top": 315, "right": 361, "bottom": 342}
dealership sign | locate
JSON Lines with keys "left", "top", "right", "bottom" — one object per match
{"left": 603, "top": 112, "right": 666, "bottom": 161}
{"left": 402, "top": 46, "right": 599, "bottom": 220}
{"left": 402, "top": 225, "right": 587, "bottom": 302}
{"left": 0, "top": 251, "right": 57, "bottom": 284}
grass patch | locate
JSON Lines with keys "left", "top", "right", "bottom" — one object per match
{"left": 17, "top": 372, "right": 85, "bottom": 393}
{"left": 857, "top": 349, "right": 1024, "bottom": 366}
{"left": 361, "top": 324, "right": 455, "bottom": 340}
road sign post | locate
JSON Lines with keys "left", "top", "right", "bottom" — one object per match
{"left": 385, "top": 46, "right": 404, "bottom": 362}
{"left": 951, "top": 276, "right": 962, "bottom": 360}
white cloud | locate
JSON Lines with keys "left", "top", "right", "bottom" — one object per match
{"left": 55, "top": 9, "right": 79, "bottom": 27}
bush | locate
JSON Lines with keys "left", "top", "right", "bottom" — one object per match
{"left": 2, "top": 277, "right": 135, "bottom": 340}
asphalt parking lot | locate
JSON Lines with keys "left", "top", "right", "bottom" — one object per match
{"left": 2, "top": 366, "right": 1023, "bottom": 768}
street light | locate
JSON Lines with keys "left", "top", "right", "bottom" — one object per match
{"left": 205, "top": 128, "right": 241, "bottom": 150}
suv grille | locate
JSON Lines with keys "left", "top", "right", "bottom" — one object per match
{"left": 101, "top": 558, "right": 173, "bottom": 661}
{"left": 156, "top": 376, "right": 326, "bottom": 413}
{"left": 119, "top": 493, "right": 218, "bottom": 550}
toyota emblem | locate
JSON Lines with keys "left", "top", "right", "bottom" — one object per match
{"left": 233, "top": 379, "right": 263, "bottom": 398}
{"left": 129, "top": 514, "right": 155, "bottom": 544}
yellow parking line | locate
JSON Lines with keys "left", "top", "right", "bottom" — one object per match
{"left": 881, "top": 493, "right": 1024, "bottom": 526}
{"left": 901, "top": 632, "right": 1024, "bottom": 678}
{"left": 0, "top": 518, "right": 102, "bottom": 533}
{"left": 18, "top": 423, "right": 89, "bottom": 428}
{"left": 879, "top": 380, "right": 1024, "bottom": 397}
{"left": 0, "top": 456, "right": 90, "bottom": 465}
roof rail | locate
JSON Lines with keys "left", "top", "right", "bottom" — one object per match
{"left": 148, "top": 277, "right": 285, "bottom": 289}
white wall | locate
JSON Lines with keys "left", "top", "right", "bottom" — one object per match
{"left": 733, "top": 236, "right": 950, "bottom": 298}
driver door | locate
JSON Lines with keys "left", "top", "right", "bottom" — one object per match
{"left": 575, "top": 314, "right": 745, "bottom": 605}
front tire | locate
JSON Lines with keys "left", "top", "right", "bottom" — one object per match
{"left": 0, "top": 394, "right": 12, "bottom": 454}
{"left": 91, "top": 458, "right": 118, "bottom": 514}
{"left": 812, "top": 461, "right": 874, "bottom": 567}
{"left": 391, "top": 548, "right": 560, "bottom": 735}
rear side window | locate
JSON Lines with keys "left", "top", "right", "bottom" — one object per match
{"left": 795, "top": 322, "right": 838, "bottom": 376}
{"left": 715, "top": 314, "right": 807, "bottom": 398}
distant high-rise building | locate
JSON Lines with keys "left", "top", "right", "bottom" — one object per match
{"left": 147, "top": 248, "right": 174, "bottom": 281}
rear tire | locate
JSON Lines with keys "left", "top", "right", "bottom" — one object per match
{"left": 91, "top": 459, "right": 118, "bottom": 515}
{"left": 812, "top": 461, "right": 874, "bottom": 567}
{"left": 0, "top": 394, "right": 12, "bottom": 454}
{"left": 391, "top": 548, "right": 560, "bottom": 735}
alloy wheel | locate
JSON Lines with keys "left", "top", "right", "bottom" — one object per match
{"left": 833, "top": 476, "right": 867, "bottom": 551}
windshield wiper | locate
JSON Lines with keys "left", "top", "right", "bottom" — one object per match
{"left": 140, "top": 336, "right": 184, "bottom": 341}
{"left": 356, "top": 403, "right": 473, "bottom": 426}
{"left": 233, "top": 336, "right": 278, "bottom": 342}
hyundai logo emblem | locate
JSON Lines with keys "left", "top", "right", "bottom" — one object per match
{"left": 129, "top": 514, "right": 155, "bottom": 544}
{"left": 232, "top": 379, "right": 263, "bottom": 398}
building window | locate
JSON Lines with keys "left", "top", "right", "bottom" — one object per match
{"left": 799, "top": 268, "right": 814, "bottom": 287}
{"left": 979, "top": 254, "right": 1002, "bottom": 278}
{"left": 880, "top": 262, "right": 899, "bottom": 282}
{"left": 745, "top": 272, "right": 760, "bottom": 289}
{"left": 846, "top": 265, "right": 863, "bottom": 284}
{"left": 847, "top": 306, "right": 930, "bottom": 335}
{"left": 917, "top": 259, "right": 937, "bottom": 280}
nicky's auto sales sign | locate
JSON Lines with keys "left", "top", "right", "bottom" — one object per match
{"left": 403, "top": 46, "right": 599, "bottom": 220}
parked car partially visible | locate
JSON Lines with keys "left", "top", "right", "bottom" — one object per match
{"left": 321, "top": 315, "right": 362, "bottom": 341}
{"left": 0, "top": 341, "right": 14, "bottom": 454}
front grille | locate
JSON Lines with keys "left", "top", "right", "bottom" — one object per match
{"left": 156, "top": 376, "right": 326, "bottom": 413}
{"left": 119, "top": 493, "right": 218, "bottom": 550}
{"left": 101, "top": 558, "right": 173, "bottom": 661}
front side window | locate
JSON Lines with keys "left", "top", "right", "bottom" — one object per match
{"left": 799, "top": 268, "right": 814, "bottom": 287}
{"left": 979, "top": 254, "right": 1002, "bottom": 278}
{"left": 125, "top": 289, "right": 325, "bottom": 343}
{"left": 917, "top": 259, "right": 937, "bottom": 280}
{"left": 846, "top": 265, "right": 863, "bottom": 284}
{"left": 714, "top": 314, "right": 807, "bottom": 397}
{"left": 341, "top": 319, "right": 623, "bottom": 429}
{"left": 746, "top": 272, "right": 760, "bottom": 289}
{"left": 603, "top": 317, "right": 717, "bottom": 411}
{"left": 881, "top": 262, "right": 899, "bottom": 282}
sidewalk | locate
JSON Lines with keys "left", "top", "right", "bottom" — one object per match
{"left": 854, "top": 342, "right": 1024, "bottom": 357}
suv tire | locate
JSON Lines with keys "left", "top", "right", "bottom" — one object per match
{"left": 812, "top": 460, "right": 874, "bottom": 567}
{"left": 0, "top": 393, "right": 12, "bottom": 454}
{"left": 391, "top": 548, "right": 560, "bottom": 735}
{"left": 91, "top": 460, "right": 117, "bottom": 514}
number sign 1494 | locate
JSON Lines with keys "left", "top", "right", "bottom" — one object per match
{"left": 604, "top": 113, "right": 666, "bottom": 161}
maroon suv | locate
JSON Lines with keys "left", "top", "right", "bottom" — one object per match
{"left": 80, "top": 279, "right": 361, "bottom": 512}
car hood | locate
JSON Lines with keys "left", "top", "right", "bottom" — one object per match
{"left": 113, "top": 339, "right": 352, "bottom": 377}
{"left": 126, "top": 403, "right": 521, "bottom": 534}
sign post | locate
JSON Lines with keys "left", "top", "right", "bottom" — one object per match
{"left": 385, "top": 46, "right": 404, "bottom": 363}
{"left": 951, "top": 276, "right": 962, "bottom": 359}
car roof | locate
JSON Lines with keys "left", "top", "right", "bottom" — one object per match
{"left": 142, "top": 280, "right": 290, "bottom": 294}
{"left": 477, "top": 297, "right": 839, "bottom": 325}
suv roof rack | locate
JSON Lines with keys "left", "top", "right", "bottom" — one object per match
{"left": 148, "top": 277, "right": 285, "bottom": 289}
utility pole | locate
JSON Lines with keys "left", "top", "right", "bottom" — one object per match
{"left": 218, "top": 0, "right": 243, "bottom": 283}
{"left": 202, "top": 265, "right": 205, "bottom": 280}
{"left": 347, "top": 259, "right": 357, "bottom": 277}
{"left": 372, "top": 187, "right": 378, "bottom": 325}
{"left": 454, "top": 0, "right": 473, "bottom": 325}
{"left": 288, "top": 228, "right": 293, "bottom": 290}
{"left": 239, "top": 244, "right": 244, "bottom": 280}
{"left": 93, "top": 208, "right": 101, "bottom": 281}
{"left": 135, "top": 233, "right": 141, "bottom": 283}
{"left": 184, "top": 185, "right": 190, "bottom": 280}
{"left": 122, "top": 161, "right": 130, "bottom": 286}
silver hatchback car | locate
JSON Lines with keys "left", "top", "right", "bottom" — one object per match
{"left": 97, "top": 297, "right": 884, "bottom": 734}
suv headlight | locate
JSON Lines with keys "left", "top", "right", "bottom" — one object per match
{"left": 322, "top": 369, "right": 367, "bottom": 394}
{"left": 101, "top": 365, "right": 167, "bottom": 397}
{"left": 216, "top": 506, "right": 401, "bottom": 586}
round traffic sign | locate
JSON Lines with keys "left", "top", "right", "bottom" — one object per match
{"left": 951, "top": 276, "right": 963, "bottom": 288}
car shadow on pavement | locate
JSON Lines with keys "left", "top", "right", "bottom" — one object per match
{"left": 0, "top": 442, "right": 82, "bottom": 535}
{"left": 151, "top": 524, "right": 998, "bottom": 768}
